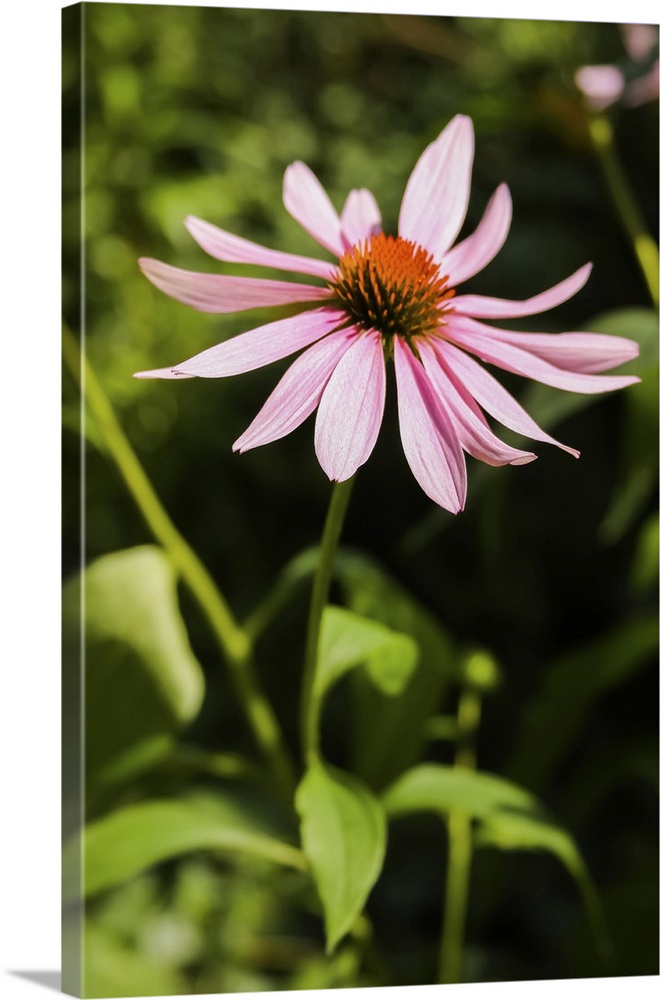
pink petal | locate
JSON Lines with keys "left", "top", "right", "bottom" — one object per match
{"left": 340, "top": 189, "right": 382, "bottom": 248}
{"left": 394, "top": 338, "right": 467, "bottom": 513}
{"left": 184, "top": 216, "right": 336, "bottom": 280}
{"left": 134, "top": 367, "right": 195, "bottom": 380}
{"left": 418, "top": 342, "right": 537, "bottom": 467}
{"left": 233, "top": 328, "right": 357, "bottom": 453}
{"left": 314, "top": 331, "right": 386, "bottom": 481}
{"left": 136, "top": 307, "right": 347, "bottom": 380}
{"left": 139, "top": 257, "right": 331, "bottom": 313}
{"left": 398, "top": 115, "right": 475, "bottom": 261}
{"left": 485, "top": 329, "right": 640, "bottom": 373}
{"left": 442, "top": 184, "right": 513, "bottom": 286}
{"left": 443, "top": 317, "right": 640, "bottom": 395}
{"left": 282, "top": 161, "right": 344, "bottom": 257}
{"left": 438, "top": 341, "right": 580, "bottom": 458}
{"left": 451, "top": 263, "right": 593, "bottom": 319}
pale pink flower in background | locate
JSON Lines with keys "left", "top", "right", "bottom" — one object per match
{"left": 574, "top": 65, "right": 628, "bottom": 112}
{"left": 575, "top": 22, "right": 659, "bottom": 111}
{"left": 135, "top": 115, "right": 639, "bottom": 512}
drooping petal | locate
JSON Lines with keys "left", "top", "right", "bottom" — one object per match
{"left": 340, "top": 189, "right": 382, "bottom": 248}
{"left": 283, "top": 161, "right": 344, "bottom": 257}
{"left": 451, "top": 263, "right": 593, "bottom": 319}
{"left": 314, "top": 331, "right": 386, "bottom": 481}
{"left": 418, "top": 342, "right": 537, "bottom": 467}
{"left": 394, "top": 338, "right": 467, "bottom": 512}
{"left": 233, "top": 328, "right": 357, "bottom": 453}
{"left": 184, "top": 216, "right": 336, "bottom": 280}
{"left": 134, "top": 307, "right": 347, "bottom": 380}
{"left": 442, "top": 184, "right": 513, "bottom": 286}
{"left": 443, "top": 317, "right": 640, "bottom": 394}
{"left": 139, "top": 258, "right": 331, "bottom": 313}
{"left": 438, "top": 341, "right": 580, "bottom": 458}
{"left": 398, "top": 114, "right": 475, "bottom": 261}
{"left": 483, "top": 329, "right": 640, "bottom": 373}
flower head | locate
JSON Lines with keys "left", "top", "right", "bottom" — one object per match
{"left": 135, "top": 115, "right": 639, "bottom": 512}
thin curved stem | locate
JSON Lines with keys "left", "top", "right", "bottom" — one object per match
{"left": 438, "top": 684, "right": 482, "bottom": 984}
{"left": 62, "top": 323, "right": 296, "bottom": 799}
{"left": 586, "top": 112, "right": 659, "bottom": 308}
{"left": 300, "top": 476, "right": 355, "bottom": 759}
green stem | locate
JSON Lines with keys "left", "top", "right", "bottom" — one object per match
{"left": 438, "top": 684, "right": 482, "bottom": 984}
{"left": 438, "top": 810, "right": 473, "bottom": 984}
{"left": 300, "top": 476, "right": 355, "bottom": 759}
{"left": 62, "top": 323, "right": 296, "bottom": 799}
{"left": 586, "top": 112, "right": 659, "bottom": 308}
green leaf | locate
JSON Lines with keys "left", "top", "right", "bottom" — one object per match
{"left": 62, "top": 546, "right": 205, "bottom": 794}
{"left": 335, "top": 551, "right": 459, "bottom": 789}
{"left": 476, "top": 809, "right": 582, "bottom": 867}
{"left": 383, "top": 764, "right": 610, "bottom": 959}
{"left": 64, "top": 790, "right": 305, "bottom": 900}
{"left": 296, "top": 757, "right": 386, "bottom": 952}
{"left": 316, "top": 604, "right": 419, "bottom": 701}
{"left": 382, "top": 763, "right": 544, "bottom": 821}
{"left": 475, "top": 810, "right": 611, "bottom": 961}
{"left": 307, "top": 604, "right": 418, "bottom": 755}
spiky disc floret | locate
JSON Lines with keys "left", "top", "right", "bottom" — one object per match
{"left": 329, "top": 233, "right": 454, "bottom": 349}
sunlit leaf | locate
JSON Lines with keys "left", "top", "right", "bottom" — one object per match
{"left": 64, "top": 790, "right": 305, "bottom": 900}
{"left": 335, "top": 551, "right": 459, "bottom": 789}
{"left": 306, "top": 604, "right": 418, "bottom": 757}
{"left": 316, "top": 604, "right": 418, "bottom": 701}
{"left": 382, "top": 763, "right": 544, "bottom": 821}
{"left": 296, "top": 757, "right": 386, "bottom": 952}
{"left": 62, "top": 546, "right": 205, "bottom": 794}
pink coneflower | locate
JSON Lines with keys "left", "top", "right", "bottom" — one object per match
{"left": 135, "top": 115, "right": 639, "bottom": 512}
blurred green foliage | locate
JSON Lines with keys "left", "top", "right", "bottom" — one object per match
{"left": 62, "top": 3, "right": 658, "bottom": 995}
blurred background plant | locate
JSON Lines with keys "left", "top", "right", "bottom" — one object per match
{"left": 62, "top": 4, "right": 658, "bottom": 995}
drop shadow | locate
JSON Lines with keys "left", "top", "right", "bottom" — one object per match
{"left": 9, "top": 971, "right": 62, "bottom": 993}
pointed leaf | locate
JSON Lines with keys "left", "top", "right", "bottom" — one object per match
{"left": 296, "top": 758, "right": 386, "bottom": 951}
{"left": 475, "top": 810, "right": 610, "bottom": 959}
{"left": 383, "top": 764, "right": 609, "bottom": 955}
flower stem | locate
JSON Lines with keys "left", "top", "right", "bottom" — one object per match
{"left": 438, "top": 683, "right": 482, "bottom": 984}
{"left": 300, "top": 476, "right": 355, "bottom": 759}
{"left": 62, "top": 323, "right": 296, "bottom": 799}
{"left": 586, "top": 112, "right": 659, "bottom": 308}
